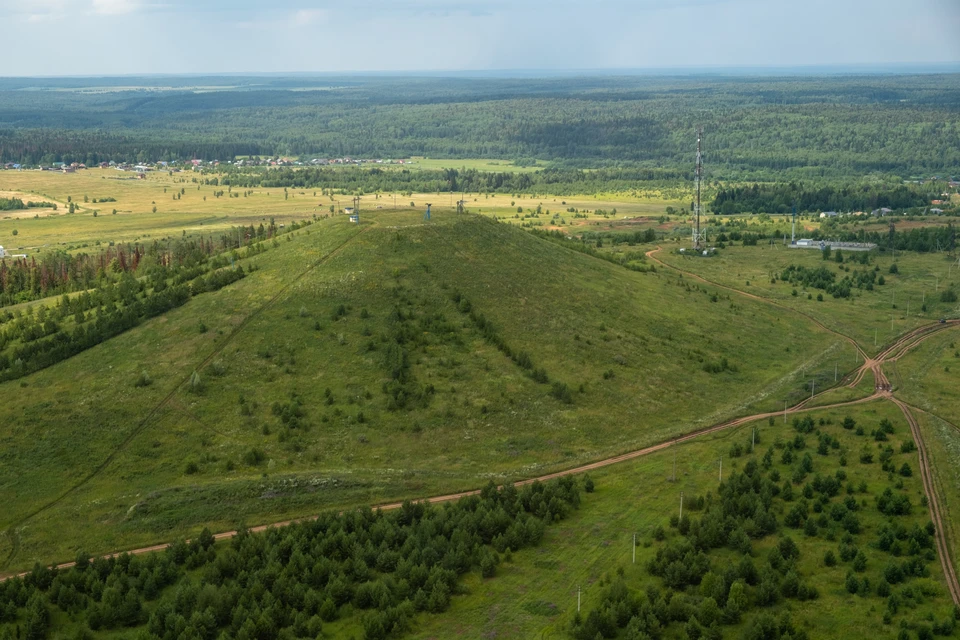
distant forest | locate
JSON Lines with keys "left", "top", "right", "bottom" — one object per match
{"left": 0, "top": 74, "right": 958, "bottom": 180}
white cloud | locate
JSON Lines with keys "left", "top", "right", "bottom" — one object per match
{"left": 291, "top": 8, "right": 329, "bottom": 26}
{"left": 91, "top": 0, "right": 140, "bottom": 15}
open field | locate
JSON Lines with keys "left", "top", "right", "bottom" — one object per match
{"left": 405, "top": 158, "right": 550, "bottom": 173}
{"left": 0, "top": 168, "right": 684, "bottom": 252}
{"left": 654, "top": 244, "right": 960, "bottom": 358}
{"left": 890, "top": 327, "right": 960, "bottom": 579}
{"left": 0, "top": 210, "right": 841, "bottom": 573}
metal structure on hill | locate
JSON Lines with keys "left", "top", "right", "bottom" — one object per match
{"left": 791, "top": 202, "right": 797, "bottom": 244}
{"left": 692, "top": 127, "right": 705, "bottom": 250}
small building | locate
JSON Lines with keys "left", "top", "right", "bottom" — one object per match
{"left": 871, "top": 207, "right": 893, "bottom": 216}
{"left": 61, "top": 166, "right": 76, "bottom": 173}
{"left": 349, "top": 214, "right": 360, "bottom": 224}
{"left": 0, "top": 246, "right": 7, "bottom": 258}
{"left": 930, "top": 208, "right": 944, "bottom": 214}
{"left": 819, "top": 211, "right": 838, "bottom": 218}
{"left": 344, "top": 207, "right": 355, "bottom": 215}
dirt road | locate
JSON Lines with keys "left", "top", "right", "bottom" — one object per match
{"left": 2, "top": 245, "right": 958, "bottom": 608}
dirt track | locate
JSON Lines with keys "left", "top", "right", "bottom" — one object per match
{"left": 2, "top": 244, "right": 958, "bottom": 607}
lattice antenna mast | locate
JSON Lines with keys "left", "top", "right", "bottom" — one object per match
{"left": 692, "top": 127, "right": 705, "bottom": 250}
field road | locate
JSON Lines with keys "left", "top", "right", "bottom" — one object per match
{"left": 1, "top": 243, "right": 958, "bottom": 609}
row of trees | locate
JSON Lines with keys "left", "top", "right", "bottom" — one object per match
{"left": 0, "top": 477, "right": 586, "bottom": 640}
{"left": 710, "top": 183, "right": 935, "bottom": 214}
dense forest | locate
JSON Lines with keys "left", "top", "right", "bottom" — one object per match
{"left": 1, "top": 75, "right": 958, "bottom": 180}
{"left": 710, "top": 183, "right": 938, "bottom": 214}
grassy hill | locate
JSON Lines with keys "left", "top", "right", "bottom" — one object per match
{"left": 0, "top": 211, "right": 841, "bottom": 573}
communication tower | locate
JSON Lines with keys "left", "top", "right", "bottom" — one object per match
{"left": 692, "top": 127, "right": 705, "bottom": 250}
{"left": 791, "top": 203, "right": 797, "bottom": 244}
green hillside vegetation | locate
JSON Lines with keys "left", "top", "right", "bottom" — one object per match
{"left": 890, "top": 328, "right": 960, "bottom": 576}
{"left": 0, "top": 211, "right": 840, "bottom": 573}
{"left": 2, "top": 402, "right": 957, "bottom": 640}
{"left": 653, "top": 245, "right": 960, "bottom": 357}
{"left": 414, "top": 403, "right": 959, "bottom": 640}
{"left": 0, "top": 477, "right": 585, "bottom": 640}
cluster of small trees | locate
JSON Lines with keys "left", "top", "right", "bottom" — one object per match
{"left": 779, "top": 263, "right": 881, "bottom": 299}
{"left": 572, "top": 413, "right": 953, "bottom": 640}
{"left": 0, "top": 477, "right": 586, "bottom": 640}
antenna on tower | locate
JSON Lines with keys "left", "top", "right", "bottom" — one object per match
{"left": 791, "top": 202, "right": 797, "bottom": 245}
{"left": 692, "top": 127, "right": 705, "bottom": 251}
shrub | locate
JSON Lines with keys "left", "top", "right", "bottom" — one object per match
{"left": 134, "top": 370, "right": 152, "bottom": 387}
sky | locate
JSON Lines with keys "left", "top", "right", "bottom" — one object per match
{"left": 1, "top": 0, "right": 959, "bottom": 76}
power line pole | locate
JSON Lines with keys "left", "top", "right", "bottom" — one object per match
{"left": 719, "top": 457, "right": 722, "bottom": 483}
{"left": 577, "top": 585, "right": 581, "bottom": 613}
{"left": 680, "top": 491, "right": 684, "bottom": 521}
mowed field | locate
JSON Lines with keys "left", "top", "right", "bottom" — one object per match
{"left": 0, "top": 209, "right": 841, "bottom": 573}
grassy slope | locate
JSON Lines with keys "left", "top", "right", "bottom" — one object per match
{"left": 889, "top": 327, "right": 960, "bottom": 578}
{"left": 655, "top": 244, "right": 960, "bottom": 357}
{"left": 414, "top": 402, "right": 957, "bottom": 639}
{"left": 0, "top": 211, "right": 838, "bottom": 572}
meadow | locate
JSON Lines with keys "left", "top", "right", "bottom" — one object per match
{"left": 0, "top": 168, "right": 681, "bottom": 253}
{"left": 413, "top": 402, "right": 957, "bottom": 639}
{"left": 890, "top": 327, "right": 960, "bottom": 579}
{"left": 653, "top": 242, "right": 960, "bottom": 358}
{"left": 0, "top": 204, "right": 841, "bottom": 574}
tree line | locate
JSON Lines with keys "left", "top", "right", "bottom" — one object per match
{"left": 0, "top": 476, "right": 587, "bottom": 640}
{"left": 2, "top": 75, "right": 959, "bottom": 180}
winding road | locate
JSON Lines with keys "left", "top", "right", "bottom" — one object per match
{"left": 2, "top": 244, "right": 958, "bottom": 609}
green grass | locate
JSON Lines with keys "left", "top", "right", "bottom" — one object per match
{"left": 412, "top": 401, "right": 958, "bottom": 639}
{"left": 0, "top": 211, "right": 838, "bottom": 573}
{"left": 888, "top": 325, "right": 960, "bottom": 580}
{"left": 655, "top": 244, "right": 960, "bottom": 357}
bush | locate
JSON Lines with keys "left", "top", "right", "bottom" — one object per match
{"left": 243, "top": 448, "right": 266, "bottom": 466}
{"left": 550, "top": 381, "right": 573, "bottom": 404}
{"left": 134, "top": 370, "right": 152, "bottom": 387}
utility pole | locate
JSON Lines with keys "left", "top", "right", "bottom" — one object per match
{"left": 577, "top": 586, "right": 581, "bottom": 613}
{"left": 680, "top": 491, "right": 684, "bottom": 521}
{"left": 811, "top": 379, "right": 816, "bottom": 399}
{"left": 784, "top": 400, "right": 788, "bottom": 424}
